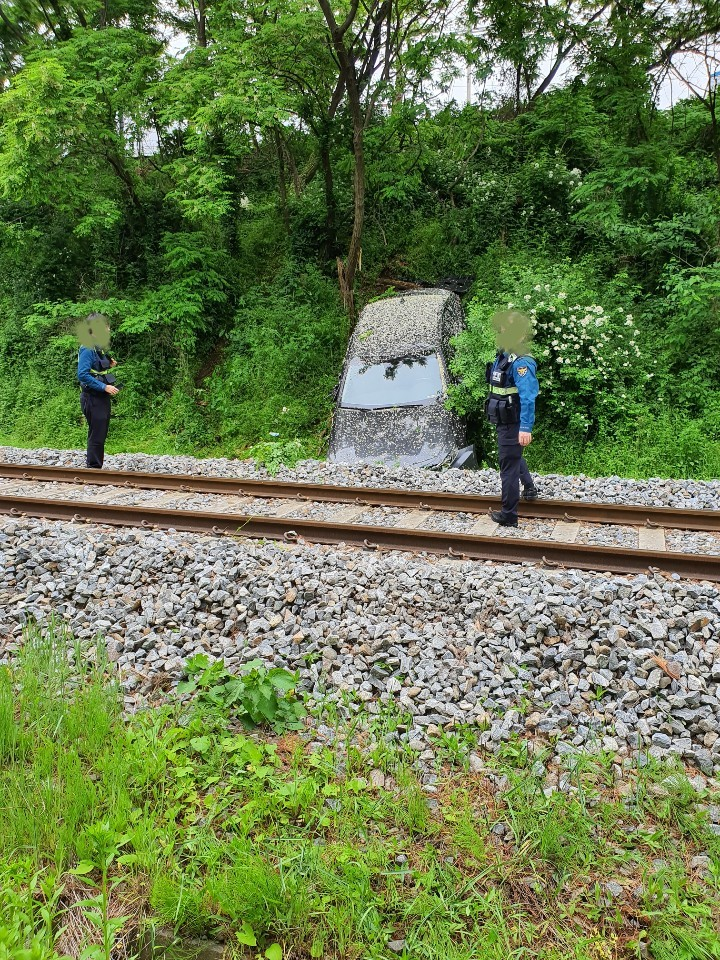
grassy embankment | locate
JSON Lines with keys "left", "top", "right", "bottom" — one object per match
{"left": 2, "top": 622, "right": 720, "bottom": 960}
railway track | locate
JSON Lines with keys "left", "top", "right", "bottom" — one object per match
{"left": 0, "top": 463, "right": 719, "bottom": 582}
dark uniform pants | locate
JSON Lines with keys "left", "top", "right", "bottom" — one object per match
{"left": 80, "top": 390, "right": 111, "bottom": 469}
{"left": 497, "top": 424, "right": 533, "bottom": 521}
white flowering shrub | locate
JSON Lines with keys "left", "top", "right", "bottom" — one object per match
{"left": 449, "top": 253, "right": 645, "bottom": 438}
{"left": 461, "top": 150, "right": 583, "bottom": 237}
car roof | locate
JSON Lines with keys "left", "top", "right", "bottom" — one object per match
{"left": 350, "top": 288, "right": 460, "bottom": 362}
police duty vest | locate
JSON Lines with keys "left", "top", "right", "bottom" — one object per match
{"left": 82, "top": 349, "right": 116, "bottom": 388}
{"left": 484, "top": 351, "right": 529, "bottom": 426}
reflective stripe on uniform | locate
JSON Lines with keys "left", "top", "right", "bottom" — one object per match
{"left": 489, "top": 386, "right": 519, "bottom": 396}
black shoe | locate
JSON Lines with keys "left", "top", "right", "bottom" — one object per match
{"left": 491, "top": 511, "right": 518, "bottom": 527}
{"left": 522, "top": 485, "right": 539, "bottom": 501}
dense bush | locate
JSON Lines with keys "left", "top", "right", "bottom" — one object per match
{"left": 448, "top": 248, "right": 720, "bottom": 477}
{"left": 205, "top": 262, "right": 348, "bottom": 455}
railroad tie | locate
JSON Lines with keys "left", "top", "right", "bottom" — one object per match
{"left": 207, "top": 495, "right": 252, "bottom": 512}
{"left": 397, "top": 509, "right": 432, "bottom": 530}
{"left": 551, "top": 521, "right": 582, "bottom": 543}
{"left": 272, "top": 500, "right": 305, "bottom": 518}
{"left": 147, "top": 490, "right": 192, "bottom": 506}
{"left": 0, "top": 482, "right": 22, "bottom": 494}
{"left": 325, "top": 505, "right": 365, "bottom": 524}
{"left": 638, "top": 526, "right": 667, "bottom": 552}
{"left": 82, "top": 486, "right": 136, "bottom": 504}
{"left": 469, "top": 515, "right": 497, "bottom": 537}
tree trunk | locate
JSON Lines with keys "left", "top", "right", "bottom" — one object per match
{"left": 709, "top": 97, "right": 720, "bottom": 184}
{"left": 317, "top": 0, "right": 385, "bottom": 321}
{"left": 275, "top": 130, "right": 289, "bottom": 230}
{"left": 195, "top": 0, "right": 207, "bottom": 47}
{"left": 283, "top": 140, "right": 302, "bottom": 196}
{"left": 340, "top": 103, "right": 365, "bottom": 321}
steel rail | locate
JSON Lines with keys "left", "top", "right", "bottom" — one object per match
{"left": 1, "top": 493, "right": 719, "bottom": 582}
{"left": 1, "top": 462, "right": 719, "bottom": 532}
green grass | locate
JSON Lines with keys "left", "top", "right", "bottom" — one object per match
{"left": 526, "top": 409, "right": 720, "bottom": 482}
{"left": 1, "top": 622, "right": 720, "bottom": 960}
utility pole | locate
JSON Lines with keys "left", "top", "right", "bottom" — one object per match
{"left": 466, "top": 64, "right": 472, "bottom": 104}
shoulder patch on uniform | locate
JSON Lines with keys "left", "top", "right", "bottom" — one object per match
{"left": 516, "top": 365, "right": 528, "bottom": 377}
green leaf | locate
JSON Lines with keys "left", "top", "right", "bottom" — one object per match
{"left": 185, "top": 653, "right": 210, "bottom": 675}
{"left": 116, "top": 853, "right": 139, "bottom": 866}
{"left": 268, "top": 669, "right": 297, "bottom": 692}
{"left": 243, "top": 659, "right": 265, "bottom": 672}
{"left": 236, "top": 921, "right": 257, "bottom": 947}
{"left": 69, "top": 861, "right": 96, "bottom": 876}
{"left": 265, "top": 945, "right": 283, "bottom": 960}
{"left": 190, "top": 736, "right": 211, "bottom": 753}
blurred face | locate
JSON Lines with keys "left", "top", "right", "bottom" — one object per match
{"left": 75, "top": 314, "right": 111, "bottom": 349}
{"left": 491, "top": 310, "right": 532, "bottom": 354}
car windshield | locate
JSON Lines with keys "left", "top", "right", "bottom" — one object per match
{"left": 340, "top": 353, "right": 444, "bottom": 409}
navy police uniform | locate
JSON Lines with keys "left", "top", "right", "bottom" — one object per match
{"left": 485, "top": 351, "right": 539, "bottom": 525}
{"left": 78, "top": 346, "right": 116, "bottom": 468}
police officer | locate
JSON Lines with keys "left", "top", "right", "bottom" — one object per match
{"left": 484, "top": 311, "right": 539, "bottom": 527}
{"left": 77, "top": 314, "right": 119, "bottom": 469}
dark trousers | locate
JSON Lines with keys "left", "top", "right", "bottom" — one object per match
{"left": 497, "top": 424, "right": 533, "bottom": 520}
{"left": 80, "top": 390, "right": 111, "bottom": 469}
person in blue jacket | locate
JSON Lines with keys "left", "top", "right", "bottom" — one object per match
{"left": 77, "top": 314, "right": 119, "bottom": 469}
{"left": 484, "top": 311, "right": 540, "bottom": 527}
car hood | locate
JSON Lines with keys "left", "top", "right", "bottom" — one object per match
{"left": 328, "top": 403, "right": 459, "bottom": 468}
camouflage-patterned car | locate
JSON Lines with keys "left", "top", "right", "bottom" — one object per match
{"left": 328, "top": 288, "right": 477, "bottom": 469}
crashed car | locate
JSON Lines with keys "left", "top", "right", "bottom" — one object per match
{"left": 328, "top": 288, "right": 477, "bottom": 469}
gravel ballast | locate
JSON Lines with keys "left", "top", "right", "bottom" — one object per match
{"left": 1, "top": 445, "right": 719, "bottom": 775}
{"left": 1, "top": 450, "right": 719, "bottom": 774}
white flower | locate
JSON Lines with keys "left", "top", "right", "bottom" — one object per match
{"left": 548, "top": 305, "right": 555, "bottom": 312}
{"left": 524, "top": 294, "right": 531, "bottom": 301}
{"left": 544, "top": 284, "right": 550, "bottom": 292}
{"left": 625, "top": 314, "right": 633, "bottom": 321}
{"left": 507, "top": 302, "right": 514, "bottom": 309}
{"left": 534, "top": 284, "right": 542, "bottom": 291}
{"left": 551, "top": 340, "right": 559, "bottom": 346}
{"left": 625, "top": 319, "right": 633, "bottom": 326}
{"left": 558, "top": 292, "right": 567, "bottom": 300}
